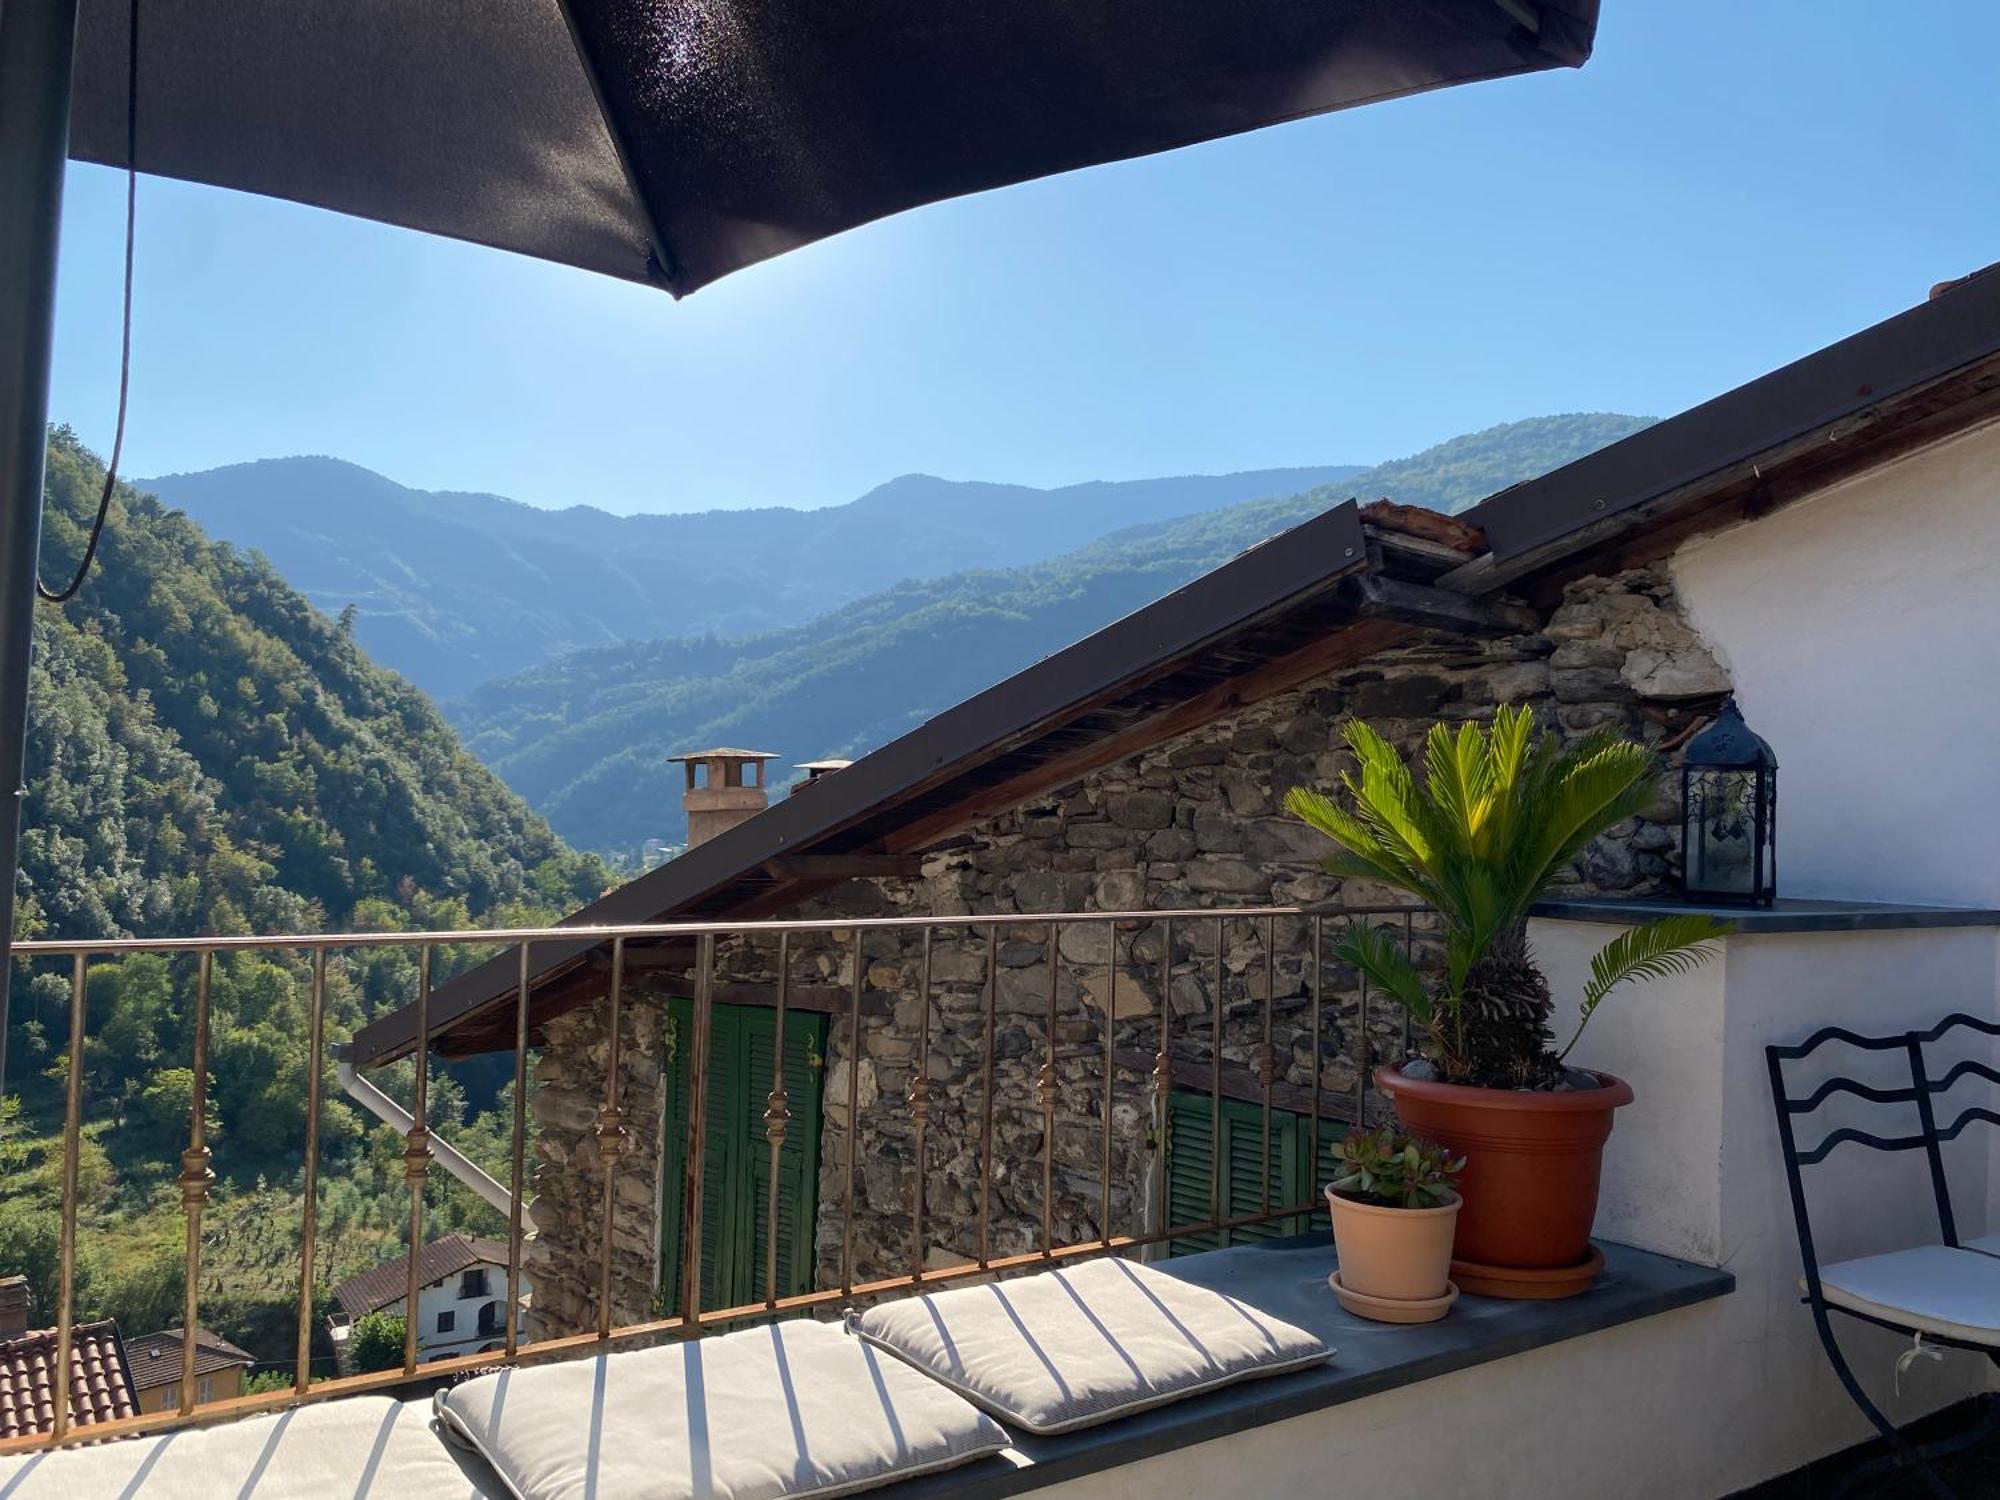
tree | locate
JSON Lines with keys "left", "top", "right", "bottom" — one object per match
{"left": 0, "top": 1203, "right": 68, "bottom": 1321}
{"left": 92, "top": 1244, "right": 185, "bottom": 1336}
{"left": 347, "top": 1310, "right": 405, "bottom": 1373}
{"left": 130, "top": 1067, "right": 222, "bottom": 1143}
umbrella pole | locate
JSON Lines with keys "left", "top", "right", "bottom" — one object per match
{"left": 0, "top": 0, "right": 79, "bottom": 1092}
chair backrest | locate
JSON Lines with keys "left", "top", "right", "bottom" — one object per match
{"left": 1766, "top": 1013, "right": 2000, "bottom": 1291}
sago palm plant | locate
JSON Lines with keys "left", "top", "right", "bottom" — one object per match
{"left": 1284, "top": 705, "right": 1729, "bottom": 1088}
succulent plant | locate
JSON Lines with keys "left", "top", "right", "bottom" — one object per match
{"left": 1327, "top": 1127, "right": 1464, "bottom": 1210}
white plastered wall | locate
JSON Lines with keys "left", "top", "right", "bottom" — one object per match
{"left": 1668, "top": 415, "right": 2000, "bottom": 909}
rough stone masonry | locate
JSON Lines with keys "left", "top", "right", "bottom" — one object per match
{"left": 525, "top": 566, "right": 1730, "bottom": 1336}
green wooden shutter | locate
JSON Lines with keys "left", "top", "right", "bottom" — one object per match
{"left": 1164, "top": 1089, "right": 1323, "bottom": 1255}
{"left": 655, "top": 1000, "right": 746, "bottom": 1314}
{"left": 656, "top": 1001, "right": 825, "bottom": 1316}
{"left": 1165, "top": 1091, "right": 1224, "bottom": 1255}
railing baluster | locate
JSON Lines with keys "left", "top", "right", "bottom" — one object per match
{"left": 1100, "top": 921, "right": 1114, "bottom": 1248}
{"left": 596, "top": 937, "right": 628, "bottom": 1340}
{"left": 1151, "top": 918, "right": 1173, "bottom": 1245}
{"left": 51, "top": 953, "right": 86, "bottom": 1443}
{"left": 842, "top": 930, "right": 861, "bottom": 1297}
{"left": 679, "top": 933, "right": 715, "bottom": 1333}
{"left": 1401, "top": 911, "right": 1416, "bottom": 1065}
{"left": 506, "top": 941, "right": 530, "bottom": 1357}
{"left": 1309, "top": 915, "right": 1323, "bottom": 1187}
{"left": 1354, "top": 933, "right": 1370, "bottom": 1127}
{"left": 977, "top": 924, "right": 996, "bottom": 1269}
{"left": 765, "top": 933, "right": 791, "bottom": 1308}
{"left": 1261, "top": 916, "right": 1275, "bottom": 1216}
{"left": 908, "top": 928, "right": 932, "bottom": 1282}
{"left": 1210, "top": 916, "right": 1223, "bottom": 1233}
{"left": 402, "top": 944, "right": 432, "bottom": 1375}
{"left": 1041, "top": 922, "right": 1059, "bottom": 1260}
{"left": 294, "top": 949, "right": 326, "bottom": 1394}
{"left": 179, "top": 951, "right": 214, "bottom": 1414}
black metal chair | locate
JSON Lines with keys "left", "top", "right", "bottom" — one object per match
{"left": 1768, "top": 1014, "right": 2000, "bottom": 1498}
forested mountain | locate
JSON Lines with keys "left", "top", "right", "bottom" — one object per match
{"left": 451, "top": 414, "right": 1652, "bottom": 854}
{"left": 1, "top": 430, "right": 608, "bottom": 1380}
{"left": 143, "top": 459, "right": 1362, "bottom": 697}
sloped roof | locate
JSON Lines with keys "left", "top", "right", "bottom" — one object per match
{"left": 349, "top": 267, "right": 2000, "bottom": 1070}
{"left": 122, "top": 1327, "right": 257, "bottom": 1394}
{"left": 331, "top": 1235, "right": 510, "bottom": 1319}
{"left": 0, "top": 1322, "right": 135, "bottom": 1439}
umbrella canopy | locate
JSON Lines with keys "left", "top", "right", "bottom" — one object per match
{"left": 67, "top": 0, "right": 1598, "bottom": 296}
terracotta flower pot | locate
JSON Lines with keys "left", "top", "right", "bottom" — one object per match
{"left": 1325, "top": 1187, "right": 1459, "bottom": 1303}
{"left": 1375, "top": 1065, "right": 1634, "bottom": 1273}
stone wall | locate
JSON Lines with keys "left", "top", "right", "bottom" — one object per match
{"left": 525, "top": 566, "right": 1729, "bottom": 1336}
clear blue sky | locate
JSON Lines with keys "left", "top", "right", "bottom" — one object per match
{"left": 45, "top": 2, "right": 2000, "bottom": 515}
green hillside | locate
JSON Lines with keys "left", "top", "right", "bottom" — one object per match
{"left": 1, "top": 430, "right": 608, "bottom": 1379}
{"left": 452, "top": 414, "right": 1652, "bottom": 854}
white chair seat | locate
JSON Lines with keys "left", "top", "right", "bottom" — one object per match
{"left": 1959, "top": 1231, "right": 2000, "bottom": 1259}
{"left": 1814, "top": 1245, "right": 2000, "bottom": 1345}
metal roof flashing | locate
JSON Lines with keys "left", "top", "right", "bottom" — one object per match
{"left": 1463, "top": 269, "right": 2000, "bottom": 569}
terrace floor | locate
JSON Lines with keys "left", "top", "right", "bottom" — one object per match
{"left": 1735, "top": 1398, "right": 2000, "bottom": 1499}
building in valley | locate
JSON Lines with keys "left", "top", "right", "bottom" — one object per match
{"left": 327, "top": 1235, "right": 525, "bottom": 1370}
{"left": 349, "top": 265, "right": 2000, "bottom": 1340}
{"left": 123, "top": 1327, "right": 257, "bottom": 1413}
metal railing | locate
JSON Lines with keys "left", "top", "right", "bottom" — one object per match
{"left": 0, "top": 902, "right": 1427, "bottom": 1455}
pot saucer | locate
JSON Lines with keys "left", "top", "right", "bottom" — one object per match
{"left": 1328, "top": 1271, "right": 1458, "bottom": 1325}
{"left": 1449, "top": 1242, "right": 1607, "bottom": 1300}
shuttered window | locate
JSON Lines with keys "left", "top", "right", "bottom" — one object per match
{"left": 656, "top": 1001, "right": 825, "bottom": 1314}
{"left": 1163, "top": 1089, "right": 1342, "bottom": 1255}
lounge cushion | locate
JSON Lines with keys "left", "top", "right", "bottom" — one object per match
{"left": 436, "top": 1318, "right": 1009, "bottom": 1500}
{"left": 847, "top": 1256, "right": 1330, "bottom": 1435}
{"left": 0, "top": 1395, "right": 504, "bottom": 1499}
{"left": 1815, "top": 1245, "right": 2000, "bottom": 1345}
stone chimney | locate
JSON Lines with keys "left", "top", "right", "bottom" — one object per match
{"left": 669, "top": 748, "right": 778, "bottom": 848}
{"left": 0, "top": 1275, "right": 29, "bottom": 1339}
{"left": 790, "top": 760, "right": 852, "bottom": 796}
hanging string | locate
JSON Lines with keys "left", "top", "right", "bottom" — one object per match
{"left": 39, "top": 0, "right": 138, "bottom": 604}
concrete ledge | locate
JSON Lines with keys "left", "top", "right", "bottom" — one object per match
{"left": 883, "top": 1236, "right": 1733, "bottom": 1498}
{"left": 1533, "top": 896, "right": 2000, "bottom": 933}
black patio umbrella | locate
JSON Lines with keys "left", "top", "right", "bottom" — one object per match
{"left": 0, "top": 0, "right": 1599, "bottom": 954}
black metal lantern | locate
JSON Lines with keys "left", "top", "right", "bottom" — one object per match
{"left": 1680, "top": 698, "right": 1777, "bottom": 907}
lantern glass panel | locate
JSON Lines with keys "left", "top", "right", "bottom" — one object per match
{"left": 1683, "top": 765, "right": 1775, "bottom": 904}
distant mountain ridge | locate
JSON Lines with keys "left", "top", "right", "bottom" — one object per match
{"left": 447, "top": 413, "right": 1653, "bottom": 853}
{"left": 140, "top": 459, "right": 1363, "bottom": 698}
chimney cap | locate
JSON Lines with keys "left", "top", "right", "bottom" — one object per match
{"left": 667, "top": 747, "right": 780, "bottom": 763}
{"left": 795, "top": 760, "right": 852, "bottom": 772}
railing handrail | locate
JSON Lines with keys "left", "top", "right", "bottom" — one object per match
{"left": 6, "top": 901, "right": 1424, "bottom": 955}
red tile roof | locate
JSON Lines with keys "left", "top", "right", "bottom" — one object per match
{"left": 0, "top": 1322, "right": 137, "bottom": 1439}
{"left": 123, "top": 1326, "right": 258, "bottom": 1394}
{"left": 331, "top": 1234, "right": 510, "bottom": 1319}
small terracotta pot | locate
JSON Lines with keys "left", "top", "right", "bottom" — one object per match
{"left": 1325, "top": 1187, "right": 1460, "bottom": 1302}
{"left": 1376, "top": 1065, "right": 1634, "bottom": 1272}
